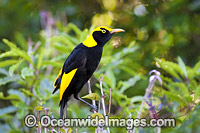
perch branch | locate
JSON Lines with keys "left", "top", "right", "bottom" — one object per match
{"left": 99, "top": 75, "right": 110, "bottom": 133}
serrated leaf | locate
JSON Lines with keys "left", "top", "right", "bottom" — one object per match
{"left": 21, "top": 67, "right": 34, "bottom": 79}
{"left": 178, "top": 56, "right": 188, "bottom": 78}
{"left": 0, "top": 51, "right": 18, "bottom": 59}
{"left": 90, "top": 113, "right": 104, "bottom": 119}
{"left": 35, "top": 106, "right": 43, "bottom": 111}
{"left": 2, "top": 39, "right": 32, "bottom": 63}
{"left": 82, "top": 93, "right": 100, "bottom": 101}
{"left": 155, "top": 58, "right": 182, "bottom": 80}
{"left": 0, "top": 60, "right": 18, "bottom": 67}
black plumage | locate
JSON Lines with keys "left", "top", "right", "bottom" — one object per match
{"left": 52, "top": 26, "right": 124, "bottom": 118}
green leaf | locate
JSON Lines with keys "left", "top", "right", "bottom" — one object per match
{"left": 21, "top": 67, "right": 34, "bottom": 79}
{"left": 155, "top": 58, "right": 182, "bottom": 80}
{"left": 90, "top": 113, "right": 104, "bottom": 119}
{"left": 130, "top": 96, "right": 143, "bottom": 104}
{"left": 106, "top": 69, "right": 116, "bottom": 89}
{"left": 164, "top": 91, "right": 187, "bottom": 106}
{"left": 14, "top": 32, "right": 27, "bottom": 50}
{"left": 0, "top": 92, "right": 21, "bottom": 101}
{"left": 37, "top": 48, "right": 44, "bottom": 69}
{"left": 0, "top": 75, "right": 21, "bottom": 86}
{"left": 0, "top": 51, "right": 18, "bottom": 59}
{"left": 9, "top": 59, "right": 24, "bottom": 77}
{"left": 42, "top": 61, "right": 63, "bottom": 67}
{"left": 34, "top": 106, "right": 43, "bottom": 111}
{"left": 20, "top": 89, "right": 34, "bottom": 97}
{"left": 60, "top": 128, "right": 65, "bottom": 133}
{"left": 82, "top": 93, "right": 101, "bottom": 101}
{"left": 2, "top": 39, "right": 32, "bottom": 63}
{"left": 67, "top": 23, "right": 82, "bottom": 36}
{"left": 34, "top": 86, "right": 43, "bottom": 100}
{"left": 178, "top": 56, "right": 188, "bottom": 78}
{"left": 118, "top": 66, "right": 137, "bottom": 76}
{"left": 0, "top": 106, "right": 18, "bottom": 116}
{"left": 194, "top": 86, "right": 200, "bottom": 101}
{"left": 0, "top": 60, "right": 19, "bottom": 67}
{"left": 119, "top": 75, "right": 140, "bottom": 94}
{"left": 194, "top": 60, "right": 200, "bottom": 72}
{"left": 172, "top": 82, "right": 190, "bottom": 97}
{"left": 0, "top": 68, "right": 9, "bottom": 76}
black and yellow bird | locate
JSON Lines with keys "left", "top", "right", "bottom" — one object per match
{"left": 52, "top": 26, "right": 124, "bottom": 118}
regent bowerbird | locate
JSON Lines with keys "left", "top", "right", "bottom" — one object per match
{"left": 52, "top": 26, "right": 124, "bottom": 118}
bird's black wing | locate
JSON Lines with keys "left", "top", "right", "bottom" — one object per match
{"left": 52, "top": 44, "right": 87, "bottom": 96}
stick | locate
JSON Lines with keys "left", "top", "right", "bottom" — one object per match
{"left": 99, "top": 76, "right": 110, "bottom": 133}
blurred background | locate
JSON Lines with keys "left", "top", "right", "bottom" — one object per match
{"left": 0, "top": 0, "right": 200, "bottom": 132}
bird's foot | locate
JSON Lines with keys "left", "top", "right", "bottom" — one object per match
{"left": 90, "top": 105, "right": 98, "bottom": 112}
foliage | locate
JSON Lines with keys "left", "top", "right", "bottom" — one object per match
{"left": 0, "top": 0, "right": 200, "bottom": 132}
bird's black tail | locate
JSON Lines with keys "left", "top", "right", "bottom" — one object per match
{"left": 60, "top": 100, "right": 65, "bottom": 119}
{"left": 60, "top": 97, "right": 70, "bottom": 119}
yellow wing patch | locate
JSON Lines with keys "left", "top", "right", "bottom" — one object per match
{"left": 54, "top": 68, "right": 63, "bottom": 88}
{"left": 83, "top": 26, "right": 113, "bottom": 47}
{"left": 60, "top": 68, "right": 78, "bottom": 100}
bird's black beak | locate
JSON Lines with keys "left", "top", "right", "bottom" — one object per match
{"left": 110, "top": 29, "right": 125, "bottom": 34}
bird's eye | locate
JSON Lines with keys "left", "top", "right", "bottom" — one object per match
{"left": 102, "top": 30, "right": 106, "bottom": 33}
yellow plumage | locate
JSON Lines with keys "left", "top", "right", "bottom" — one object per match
{"left": 60, "top": 68, "right": 78, "bottom": 100}
{"left": 83, "top": 26, "right": 112, "bottom": 47}
{"left": 54, "top": 68, "right": 62, "bottom": 88}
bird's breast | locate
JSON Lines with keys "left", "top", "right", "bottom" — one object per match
{"left": 85, "top": 47, "right": 103, "bottom": 74}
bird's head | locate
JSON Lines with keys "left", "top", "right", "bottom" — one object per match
{"left": 83, "top": 26, "right": 124, "bottom": 47}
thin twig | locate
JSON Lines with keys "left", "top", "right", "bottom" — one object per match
{"left": 98, "top": 100, "right": 101, "bottom": 113}
{"left": 44, "top": 108, "right": 49, "bottom": 133}
{"left": 27, "top": 37, "right": 34, "bottom": 69}
{"left": 127, "top": 113, "right": 132, "bottom": 133}
{"left": 88, "top": 79, "right": 96, "bottom": 113}
{"left": 132, "top": 78, "right": 157, "bottom": 133}
{"left": 108, "top": 88, "right": 112, "bottom": 116}
{"left": 51, "top": 113, "right": 54, "bottom": 133}
{"left": 133, "top": 70, "right": 162, "bottom": 133}
{"left": 88, "top": 79, "right": 100, "bottom": 133}
{"left": 99, "top": 75, "right": 110, "bottom": 133}
{"left": 33, "top": 42, "right": 41, "bottom": 52}
{"left": 157, "top": 127, "right": 161, "bottom": 133}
